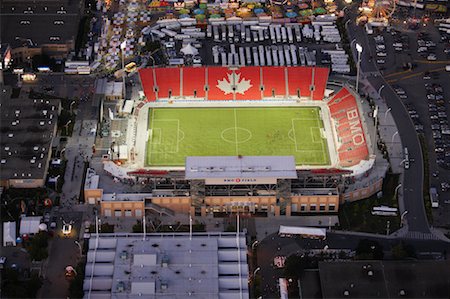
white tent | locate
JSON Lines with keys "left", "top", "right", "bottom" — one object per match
{"left": 3, "top": 221, "right": 16, "bottom": 246}
{"left": 180, "top": 43, "right": 199, "bottom": 56}
{"left": 19, "top": 216, "right": 42, "bottom": 235}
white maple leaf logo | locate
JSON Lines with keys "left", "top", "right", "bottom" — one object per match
{"left": 216, "top": 72, "right": 252, "bottom": 95}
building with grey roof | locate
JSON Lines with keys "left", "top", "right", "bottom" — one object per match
{"left": 0, "top": 87, "right": 60, "bottom": 188}
{"left": 83, "top": 233, "right": 249, "bottom": 299}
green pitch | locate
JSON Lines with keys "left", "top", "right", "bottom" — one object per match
{"left": 146, "top": 107, "right": 330, "bottom": 166}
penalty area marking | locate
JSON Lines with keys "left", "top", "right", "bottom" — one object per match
{"left": 149, "top": 119, "right": 180, "bottom": 154}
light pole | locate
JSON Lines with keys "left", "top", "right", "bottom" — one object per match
{"left": 378, "top": 85, "right": 385, "bottom": 97}
{"left": 394, "top": 183, "right": 402, "bottom": 199}
{"left": 54, "top": 175, "right": 60, "bottom": 190}
{"left": 253, "top": 267, "right": 261, "bottom": 277}
{"left": 64, "top": 120, "right": 72, "bottom": 135}
{"left": 120, "top": 41, "right": 127, "bottom": 99}
{"left": 74, "top": 240, "right": 82, "bottom": 256}
{"left": 70, "top": 101, "right": 76, "bottom": 113}
{"left": 391, "top": 131, "right": 398, "bottom": 143}
{"left": 384, "top": 107, "right": 391, "bottom": 121}
{"left": 400, "top": 210, "right": 408, "bottom": 226}
{"left": 355, "top": 43, "right": 363, "bottom": 94}
{"left": 251, "top": 240, "right": 259, "bottom": 250}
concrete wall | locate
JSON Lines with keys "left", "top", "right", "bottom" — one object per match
{"left": 101, "top": 201, "right": 145, "bottom": 217}
{"left": 341, "top": 178, "right": 383, "bottom": 203}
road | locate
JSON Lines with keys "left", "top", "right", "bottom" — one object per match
{"left": 345, "top": 12, "right": 430, "bottom": 234}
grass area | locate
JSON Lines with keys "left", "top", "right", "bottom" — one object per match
{"left": 418, "top": 134, "right": 433, "bottom": 223}
{"left": 339, "top": 173, "right": 401, "bottom": 234}
{"left": 146, "top": 107, "right": 330, "bottom": 166}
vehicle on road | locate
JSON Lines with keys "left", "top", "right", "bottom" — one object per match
{"left": 62, "top": 224, "right": 72, "bottom": 236}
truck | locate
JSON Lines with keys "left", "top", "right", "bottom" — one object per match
{"left": 259, "top": 45, "right": 265, "bottom": 66}
{"left": 252, "top": 47, "right": 259, "bottom": 66}
{"left": 287, "top": 26, "right": 294, "bottom": 43}
{"left": 245, "top": 47, "right": 252, "bottom": 65}
{"left": 239, "top": 47, "right": 246, "bottom": 66}
{"left": 281, "top": 26, "right": 287, "bottom": 43}
{"left": 277, "top": 46, "right": 284, "bottom": 66}
{"left": 265, "top": 46, "right": 273, "bottom": 66}
{"left": 430, "top": 187, "right": 439, "bottom": 208}
{"left": 284, "top": 45, "right": 291, "bottom": 66}
{"left": 213, "top": 25, "right": 219, "bottom": 41}
{"left": 275, "top": 25, "right": 282, "bottom": 43}
{"left": 269, "top": 25, "right": 276, "bottom": 43}
{"left": 272, "top": 46, "right": 279, "bottom": 66}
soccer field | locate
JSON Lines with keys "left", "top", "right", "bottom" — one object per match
{"left": 146, "top": 107, "right": 330, "bottom": 167}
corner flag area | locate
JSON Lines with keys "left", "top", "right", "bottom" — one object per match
{"left": 146, "top": 107, "right": 331, "bottom": 167}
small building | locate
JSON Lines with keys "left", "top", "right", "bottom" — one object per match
{"left": 83, "top": 233, "right": 249, "bottom": 298}
{"left": 105, "top": 81, "right": 124, "bottom": 101}
{"left": 84, "top": 168, "right": 102, "bottom": 204}
{"left": 100, "top": 193, "right": 149, "bottom": 218}
{"left": 19, "top": 216, "right": 42, "bottom": 236}
{"left": 3, "top": 221, "right": 16, "bottom": 246}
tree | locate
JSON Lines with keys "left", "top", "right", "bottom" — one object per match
{"left": 283, "top": 255, "right": 309, "bottom": 279}
{"left": 132, "top": 220, "right": 143, "bottom": 233}
{"left": 29, "top": 232, "right": 49, "bottom": 261}
{"left": 355, "top": 239, "right": 384, "bottom": 260}
{"left": 391, "top": 242, "right": 416, "bottom": 259}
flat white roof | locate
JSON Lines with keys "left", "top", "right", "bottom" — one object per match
{"left": 185, "top": 156, "right": 297, "bottom": 179}
{"left": 279, "top": 225, "right": 326, "bottom": 237}
{"left": 19, "top": 216, "right": 42, "bottom": 235}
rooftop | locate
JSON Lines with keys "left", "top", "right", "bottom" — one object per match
{"left": 318, "top": 260, "right": 450, "bottom": 299}
{"left": 185, "top": 156, "right": 297, "bottom": 180}
{"left": 101, "top": 193, "right": 153, "bottom": 202}
{"left": 83, "top": 233, "right": 249, "bottom": 299}
{"left": 0, "top": 87, "right": 59, "bottom": 181}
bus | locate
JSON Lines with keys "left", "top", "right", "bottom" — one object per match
{"left": 371, "top": 206, "right": 398, "bottom": 216}
{"left": 125, "top": 62, "right": 137, "bottom": 73}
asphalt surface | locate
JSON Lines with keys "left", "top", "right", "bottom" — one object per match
{"left": 345, "top": 10, "right": 430, "bottom": 234}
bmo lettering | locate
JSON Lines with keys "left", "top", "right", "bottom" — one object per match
{"left": 347, "top": 108, "right": 364, "bottom": 146}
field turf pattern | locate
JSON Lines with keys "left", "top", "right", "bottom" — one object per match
{"left": 146, "top": 107, "right": 330, "bottom": 166}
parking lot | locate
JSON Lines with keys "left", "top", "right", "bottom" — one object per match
{"left": 0, "top": 0, "right": 81, "bottom": 49}
{"left": 365, "top": 19, "right": 450, "bottom": 228}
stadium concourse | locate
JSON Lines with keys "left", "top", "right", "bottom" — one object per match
{"left": 134, "top": 66, "right": 373, "bottom": 173}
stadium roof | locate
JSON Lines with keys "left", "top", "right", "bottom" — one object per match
{"left": 185, "top": 156, "right": 297, "bottom": 180}
{"left": 83, "top": 233, "right": 249, "bottom": 299}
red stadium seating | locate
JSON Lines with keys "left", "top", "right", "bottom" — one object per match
{"left": 261, "top": 67, "right": 286, "bottom": 97}
{"left": 138, "top": 68, "right": 156, "bottom": 101}
{"left": 207, "top": 67, "right": 234, "bottom": 100}
{"left": 138, "top": 66, "right": 330, "bottom": 101}
{"left": 327, "top": 87, "right": 369, "bottom": 167}
{"left": 155, "top": 68, "right": 181, "bottom": 98}
{"left": 287, "top": 66, "right": 313, "bottom": 98}
{"left": 182, "top": 67, "right": 206, "bottom": 98}
{"left": 234, "top": 67, "right": 261, "bottom": 100}
{"left": 311, "top": 67, "right": 329, "bottom": 101}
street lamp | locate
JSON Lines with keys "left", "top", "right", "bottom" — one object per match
{"left": 253, "top": 267, "right": 261, "bottom": 277}
{"left": 378, "top": 85, "right": 385, "bottom": 97}
{"left": 54, "top": 175, "right": 60, "bottom": 190}
{"left": 384, "top": 107, "right": 392, "bottom": 121}
{"left": 70, "top": 101, "right": 76, "bottom": 113}
{"left": 394, "top": 183, "right": 402, "bottom": 199}
{"left": 74, "top": 240, "right": 82, "bottom": 256}
{"left": 400, "top": 210, "right": 408, "bottom": 226}
{"left": 355, "top": 43, "right": 363, "bottom": 94}
{"left": 120, "top": 41, "right": 127, "bottom": 99}
{"left": 251, "top": 240, "right": 259, "bottom": 250}
{"left": 391, "top": 131, "right": 398, "bottom": 143}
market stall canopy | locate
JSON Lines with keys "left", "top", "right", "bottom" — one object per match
{"left": 180, "top": 43, "right": 199, "bottom": 56}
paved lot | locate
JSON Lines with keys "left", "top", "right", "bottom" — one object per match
{"left": 0, "top": 0, "right": 81, "bottom": 47}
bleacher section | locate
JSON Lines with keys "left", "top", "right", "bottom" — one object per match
{"left": 327, "top": 87, "right": 369, "bottom": 167}
{"left": 138, "top": 66, "right": 329, "bottom": 101}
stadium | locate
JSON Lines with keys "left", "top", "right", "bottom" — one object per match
{"left": 100, "top": 66, "right": 382, "bottom": 218}
{"left": 134, "top": 66, "right": 372, "bottom": 171}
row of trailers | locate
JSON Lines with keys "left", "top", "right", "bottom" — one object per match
{"left": 212, "top": 44, "right": 317, "bottom": 67}
{"left": 207, "top": 22, "right": 341, "bottom": 44}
